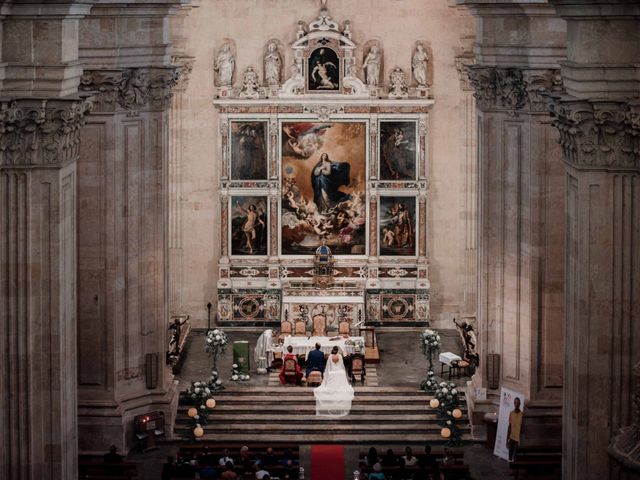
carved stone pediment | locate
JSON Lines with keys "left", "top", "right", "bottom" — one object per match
{"left": 0, "top": 98, "right": 92, "bottom": 167}
{"left": 215, "top": 2, "right": 432, "bottom": 100}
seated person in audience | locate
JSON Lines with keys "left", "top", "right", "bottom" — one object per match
{"left": 199, "top": 459, "right": 219, "bottom": 480}
{"left": 103, "top": 444, "right": 124, "bottom": 476}
{"left": 219, "top": 448, "right": 234, "bottom": 467}
{"left": 103, "top": 444, "right": 123, "bottom": 463}
{"left": 281, "top": 448, "right": 298, "bottom": 466}
{"left": 175, "top": 458, "right": 197, "bottom": 478}
{"left": 255, "top": 465, "right": 270, "bottom": 480}
{"left": 381, "top": 449, "right": 398, "bottom": 467}
{"left": 402, "top": 446, "right": 418, "bottom": 467}
{"left": 418, "top": 445, "right": 439, "bottom": 479}
{"left": 368, "top": 463, "right": 387, "bottom": 480}
{"left": 239, "top": 445, "right": 253, "bottom": 468}
{"left": 200, "top": 446, "right": 217, "bottom": 466}
{"left": 161, "top": 455, "right": 176, "bottom": 480}
{"left": 262, "top": 447, "right": 279, "bottom": 467}
{"left": 279, "top": 345, "right": 303, "bottom": 384}
{"left": 220, "top": 461, "right": 238, "bottom": 480}
{"left": 366, "top": 447, "right": 380, "bottom": 466}
{"left": 305, "top": 343, "right": 326, "bottom": 377}
{"left": 441, "top": 448, "right": 453, "bottom": 466}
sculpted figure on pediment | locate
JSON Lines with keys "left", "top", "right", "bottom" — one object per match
{"left": 215, "top": 42, "right": 235, "bottom": 87}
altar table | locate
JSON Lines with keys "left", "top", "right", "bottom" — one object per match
{"left": 280, "top": 336, "right": 365, "bottom": 358}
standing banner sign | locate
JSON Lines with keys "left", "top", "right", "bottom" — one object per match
{"left": 493, "top": 387, "right": 526, "bottom": 460}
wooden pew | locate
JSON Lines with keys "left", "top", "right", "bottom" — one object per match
{"left": 509, "top": 458, "right": 561, "bottom": 479}
{"left": 78, "top": 460, "right": 139, "bottom": 479}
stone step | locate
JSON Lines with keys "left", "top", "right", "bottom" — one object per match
{"left": 175, "top": 422, "right": 471, "bottom": 433}
{"left": 211, "top": 386, "right": 428, "bottom": 394}
{"left": 177, "top": 413, "right": 442, "bottom": 422}
{"left": 179, "top": 404, "right": 464, "bottom": 413}
{"left": 189, "top": 433, "right": 475, "bottom": 443}
{"left": 181, "top": 394, "right": 435, "bottom": 403}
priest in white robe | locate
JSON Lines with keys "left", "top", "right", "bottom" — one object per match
{"left": 254, "top": 328, "right": 277, "bottom": 371}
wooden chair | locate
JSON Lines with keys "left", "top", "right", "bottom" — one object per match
{"left": 280, "top": 320, "right": 293, "bottom": 337}
{"left": 306, "top": 370, "right": 323, "bottom": 387}
{"left": 338, "top": 321, "right": 350, "bottom": 336}
{"left": 294, "top": 320, "right": 306, "bottom": 336}
{"left": 312, "top": 315, "right": 327, "bottom": 336}
{"left": 350, "top": 353, "right": 366, "bottom": 384}
{"left": 283, "top": 357, "right": 298, "bottom": 385}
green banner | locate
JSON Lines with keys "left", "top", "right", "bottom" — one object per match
{"left": 233, "top": 341, "right": 250, "bottom": 374}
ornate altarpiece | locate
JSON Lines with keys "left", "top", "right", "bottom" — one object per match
{"left": 214, "top": 3, "right": 433, "bottom": 328}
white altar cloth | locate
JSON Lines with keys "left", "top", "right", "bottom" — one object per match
{"left": 439, "top": 351, "right": 462, "bottom": 366}
{"left": 281, "top": 336, "right": 364, "bottom": 358}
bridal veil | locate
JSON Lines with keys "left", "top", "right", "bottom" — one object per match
{"left": 313, "top": 354, "right": 354, "bottom": 418}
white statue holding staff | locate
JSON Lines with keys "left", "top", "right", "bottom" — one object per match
{"left": 412, "top": 43, "right": 429, "bottom": 87}
{"left": 363, "top": 45, "right": 381, "bottom": 87}
{"left": 215, "top": 42, "right": 235, "bottom": 87}
{"left": 264, "top": 41, "right": 282, "bottom": 86}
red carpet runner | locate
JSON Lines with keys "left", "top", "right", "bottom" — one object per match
{"left": 311, "top": 444, "right": 345, "bottom": 480}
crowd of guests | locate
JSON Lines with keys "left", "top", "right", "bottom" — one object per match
{"left": 359, "top": 446, "right": 458, "bottom": 480}
{"left": 161, "top": 445, "right": 300, "bottom": 480}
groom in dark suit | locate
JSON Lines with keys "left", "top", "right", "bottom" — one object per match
{"left": 306, "top": 343, "right": 326, "bottom": 378}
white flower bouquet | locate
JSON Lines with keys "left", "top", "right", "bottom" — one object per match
{"left": 231, "top": 363, "right": 251, "bottom": 382}
{"left": 205, "top": 328, "right": 228, "bottom": 369}
{"left": 420, "top": 328, "right": 441, "bottom": 370}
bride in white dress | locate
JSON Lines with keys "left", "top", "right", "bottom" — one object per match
{"left": 314, "top": 346, "right": 354, "bottom": 418}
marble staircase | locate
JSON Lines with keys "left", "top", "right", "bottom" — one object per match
{"left": 175, "top": 384, "right": 472, "bottom": 444}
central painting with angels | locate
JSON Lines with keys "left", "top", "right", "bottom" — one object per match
{"left": 281, "top": 121, "right": 367, "bottom": 255}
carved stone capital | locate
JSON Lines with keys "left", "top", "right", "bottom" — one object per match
{"left": 0, "top": 97, "right": 92, "bottom": 168}
{"left": 547, "top": 96, "right": 640, "bottom": 171}
{"left": 467, "top": 66, "right": 563, "bottom": 115}
{"left": 172, "top": 56, "right": 195, "bottom": 93}
{"left": 455, "top": 55, "right": 475, "bottom": 92}
{"left": 80, "top": 66, "right": 182, "bottom": 115}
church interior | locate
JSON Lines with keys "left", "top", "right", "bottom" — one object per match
{"left": 0, "top": 0, "right": 638, "bottom": 479}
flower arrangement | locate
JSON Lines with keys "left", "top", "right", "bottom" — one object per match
{"left": 187, "top": 370, "right": 224, "bottom": 406}
{"left": 429, "top": 381, "right": 463, "bottom": 446}
{"left": 420, "top": 369, "right": 437, "bottom": 393}
{"left": 354, "top": 339, "right": 365, "bottom": 353}
{"left": 184, "top": 370, "right": 221, "bottom": 442}
{"left": 231, "top": 363, "right": 251, "bottom": 382}
{"left": 205, "top": 328, "right": 228, "bottom": 370}
{"left": 420, "top": 328, "right": 441, "bottom": 370}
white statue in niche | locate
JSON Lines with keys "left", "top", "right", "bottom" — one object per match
{"left": 215, "top": 42, "right": 235, "bottom": 87}
{"left": 239, "top": 66, "right": 261, "bottom": 98}
{"left": 363, "top": 45, "right": 381, "bottom": 87}
{"left": 388, "top": 67, "right": 409, "bottom": 99}
{"left": 412, "top": 43, "right": 429, "bottom": 87}
{"left": 264, "top": 41, "right": 282, "bottom": 86}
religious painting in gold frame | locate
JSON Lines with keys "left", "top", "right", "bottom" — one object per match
{"left": 280, "top": 121, "right": 367, "bottom": 256}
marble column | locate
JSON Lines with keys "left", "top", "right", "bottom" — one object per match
{"left": 459, "top": 1, "right": 567, "bottom": 441}
{"left": 455, "top": 54, "right": 478, "bottom": 320}
{"left": 0, "top": 98, "right": 91, "bottom": 480}
{"left": 75, "top": 1, "right": 189, "bottom": 453}
{"left": 168, "top": 3, "right": 197, "bottom": 316}
{"left": 0, "top": 2, "right": 93, "bottom": 478}
{"left": 547, "top": 2, "right": 640, "bottom": 478}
